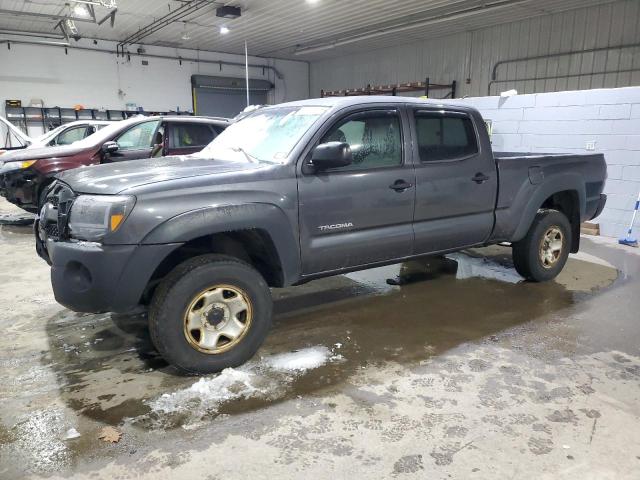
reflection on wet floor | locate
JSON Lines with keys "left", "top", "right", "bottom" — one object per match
{"left": 0, "top": 223, "right": 626, "bottom": 476}
{"left": 40, "top": 248, "right": 618, "bottom": 429}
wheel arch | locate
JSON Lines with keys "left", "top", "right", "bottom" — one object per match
{"left": 140, "top": 203, "right": 300, "bottom": 298}
{"left": 509, "top": 174, "right": 585, "bottom": 252}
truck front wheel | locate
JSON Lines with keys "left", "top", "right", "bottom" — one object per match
{"left": 512, "top": 209, "right": 571, "bottom": 282}
{"left": 149, "top": 254, "right": 272, "bottom": 374}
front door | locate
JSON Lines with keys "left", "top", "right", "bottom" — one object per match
{"left": 107, "top": 119, "right": 162, "bottom": 162}
{"left": 410, "top": 108, "right": 497, "bottom": 253}
{"left": 298, "top": 108, "right": 415, "bottom": 274}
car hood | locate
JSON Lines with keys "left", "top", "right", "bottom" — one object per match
{"left": 0, "top": 116, "right": 32, "bottom": 147}
{"left": 57, "top": 155, "right": 264, "bottom": 194}
{"left": 0, "top": 144, "right": 88, "bottom": 162}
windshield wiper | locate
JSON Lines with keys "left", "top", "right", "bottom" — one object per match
{"left": 231, "top": 146, "right": 258, "bottom": 163}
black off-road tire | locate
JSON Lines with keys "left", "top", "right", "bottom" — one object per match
{"left": 149, "top": 254, "right": 272, "bottom": 374}
{"left": 512, "top": 209, "right": 571, "bottom": 282}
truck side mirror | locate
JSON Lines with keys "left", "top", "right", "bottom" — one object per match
{"left": 102, "top": 141, "right": 119, "bottom": 155}
{"left": 310, "top": 142, "right": 353, "bottom": 170}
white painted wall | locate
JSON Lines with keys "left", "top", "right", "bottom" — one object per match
{"left": 310, "top": 0, "right": 640, "bottom": 99}
{"left": 455, "top": 87, "right": 640, "bottom": 239}
{"left": 0, "top": 37, "right": 309, "bottom": 136}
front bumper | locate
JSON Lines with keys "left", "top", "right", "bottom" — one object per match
{"left": 1, "top": 168, "right": 40, "bottom": 212}
{"left": 36, "top": 221, "right": 181, "bottom": 313}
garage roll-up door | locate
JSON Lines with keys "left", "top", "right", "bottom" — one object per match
{"left": 191, "top": 75, "right": 274, "bottom": 118}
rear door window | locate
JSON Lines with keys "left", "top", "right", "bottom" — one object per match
{"left": 414, "top": 112, "right": 478, "bottom": 162}
{"left": 169, "top": 123, "right": 218, "bottom": 149}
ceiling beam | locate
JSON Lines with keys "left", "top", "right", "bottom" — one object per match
{"left": 0, "top": 8, "right": 97, "bottom": 24}
{"left": 118, "top": 0, "right": 219, "bottom": 49}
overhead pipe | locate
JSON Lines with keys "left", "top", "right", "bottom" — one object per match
{"left": 0, "top": 29, "right": 67, "bottom": 40}
{"left": 491, "top": 42, "right": 640, "bottom": 81}
{"left": 487, "top": 68, "right": 640, "bottom": 95}
{"left": 118, "top": 0, "right": 217, "bottom": 52}
{"left": 0, "top": 39, "right": 284, "bottom": 79}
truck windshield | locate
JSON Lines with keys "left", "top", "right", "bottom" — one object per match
{"left": 196, "top": 106, "right": 329, "bottom": 164}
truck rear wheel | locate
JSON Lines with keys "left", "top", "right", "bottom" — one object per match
{"left": 149, "top": 254, "right": 272, "bottom": 374}
{"left": 512, "top": 209, "right": 571, "bottom": 282}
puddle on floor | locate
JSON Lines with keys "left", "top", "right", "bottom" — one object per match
{"left": 32, "top": 247, "right": 618, "bottom": 429}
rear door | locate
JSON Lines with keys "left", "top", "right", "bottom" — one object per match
{"left": 166, "top": 122, "right": 221, "bottom": 155}
{"left": 298, "top": 107, "right": 415, "bottom": 274}
{"left": 410, "top": 108, "right": 497, "bottom": 253}
{"left": 108, "top": 119, "right": 161, "bottom": 162}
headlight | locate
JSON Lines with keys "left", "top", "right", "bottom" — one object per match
{"left": 68, "top": 195, "right": 136, "bottom": 241}
{"left": 0, "top": 160, "right": 36, "bottom": 175}
{"left": 21, "top": 160, "right": 37, "bottom": 169}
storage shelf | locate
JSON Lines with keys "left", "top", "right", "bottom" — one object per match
{"left": 4, "top": 105, "right": 193, "bottom": 136}
{"left": 321, "top": 78, "right": 457, "bottom": 99}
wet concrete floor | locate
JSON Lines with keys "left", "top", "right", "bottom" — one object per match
{"left": 0, "top": 198, "right": 638, "bottom": 479}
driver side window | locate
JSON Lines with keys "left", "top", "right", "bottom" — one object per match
{"left": 54, "top": 126, "right": 88, "bottom": 146}
{"left": 319, "top": 111, "right": 402, "bottom": 171}
{"left": 116, "top": 120, "right": 160, "bottom": 151}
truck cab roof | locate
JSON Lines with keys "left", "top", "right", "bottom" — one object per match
{"left": 272, "top": 95, "right": 478, "bottom": 113}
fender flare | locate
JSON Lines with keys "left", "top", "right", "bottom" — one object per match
{"left": 141, "top": 203, "right": 300, "bottom": 285}
{"left": 511, "top": 173, "right": 585, "bottom": 243}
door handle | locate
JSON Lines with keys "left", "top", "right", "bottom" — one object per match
{"left": 389, "top": 179, "right": 413, "bottom": 192}
{"left": 472, "top": 172, "right": 490, "bottom": 184}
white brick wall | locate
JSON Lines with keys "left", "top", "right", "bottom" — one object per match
{"left": 457, "top": 86, "right": 640, "bottom": 238}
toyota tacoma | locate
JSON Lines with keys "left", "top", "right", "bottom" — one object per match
{"left": 35, "top": 97, "right": 607, "bottom": 374}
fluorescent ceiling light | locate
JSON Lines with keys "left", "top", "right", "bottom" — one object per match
{"left": 219, "top": 26, "right": 230, "bottom": 35}
{"left": 181, "top": 22, "right": 191, "bottom": 40}
{"left": 74, "top": 0, "right": 117, "bottom": 7}
{"left": 73, "top": 3, "right": 90, "bottom": 17}
{"left": 64, "top": 18, "right": 79, "bottom": 35}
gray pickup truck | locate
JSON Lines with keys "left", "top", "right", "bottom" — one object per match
{"left": 35, "top": 97, "right": 607, "bottom": 374}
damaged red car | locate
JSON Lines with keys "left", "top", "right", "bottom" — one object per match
{"left": 0, "top": 115, "right": 228, "bottom": 212}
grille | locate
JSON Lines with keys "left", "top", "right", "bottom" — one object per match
{"left": 40, "top": 182, "right": 75, "bottom": 241}
{"left": 44, "top": 223, "right": 59, "bottom": 238}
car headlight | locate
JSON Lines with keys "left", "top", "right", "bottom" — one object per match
{"left": 0, "top": 160, "right": 36, "bottom": 175}
{"left": 20, "top": 160, "right": 37, "bottom": 169}
{"left": 68, "top": 195, "right": 136, "bottom": 241}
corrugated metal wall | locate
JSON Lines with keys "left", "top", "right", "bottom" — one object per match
{"left": 310, "top": 0, "right": 640, "bottom": 98}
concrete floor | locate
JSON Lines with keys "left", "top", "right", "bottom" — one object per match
{"left": 0, "top": 197, "right": 639, "bottom": 479}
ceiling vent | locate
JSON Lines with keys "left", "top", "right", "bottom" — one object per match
{"left": 216, "top": 6, "right": 241, "bottom": 19}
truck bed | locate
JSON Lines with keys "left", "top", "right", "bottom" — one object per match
{"left": 489, "top": 151, "right": 607, "bottom": 243}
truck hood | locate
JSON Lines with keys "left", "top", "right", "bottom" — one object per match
{"left": 57, "top": 156, "right": 263, "bottom": 194}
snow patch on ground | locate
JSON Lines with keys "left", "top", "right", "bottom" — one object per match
{"left": 64, "top": 428, "right": 81, "bottom": 440}
{"left": 150, "top": 368, "right": 264, "bottom": 415}
{"left": 446, "top": 252, "right": 523, "bottom": 283}
{"left": 265, "top": 346, "right": 335, "bottom": 372}
{"left": 147, "top": 346, "right": 341, "bottom": 418}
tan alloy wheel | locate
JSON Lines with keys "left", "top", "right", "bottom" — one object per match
{"left": 539, "top": 227, "right": 564, "bottom": 269}
{"left": 183, "top": 285, "right": 252, "bottom": 354}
